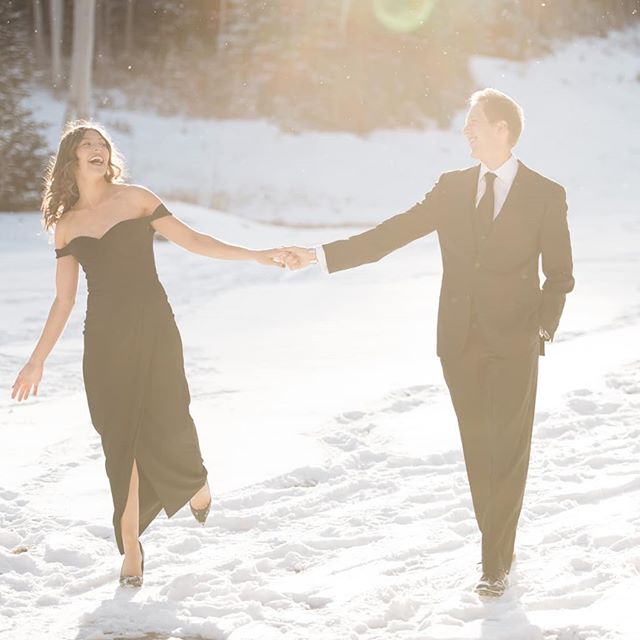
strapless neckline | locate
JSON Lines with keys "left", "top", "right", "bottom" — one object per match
{"left": 64, "top": 215, "right": 149, "bottom": 247}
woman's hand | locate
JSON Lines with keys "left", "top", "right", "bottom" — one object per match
{"left": 280, "top": 247, "right": 318, "bottom": 270}
{"left": 11, "top": 361, "right": 44, "bottom": 402}
{"left": 254, "top": 248, "right": 290, "bottom": 268}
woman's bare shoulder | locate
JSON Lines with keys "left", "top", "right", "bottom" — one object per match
{"left": 54, "top": 212, "right": 75, "bottom": 247}
{"left": 119, "top": 184, "right": 163, "bottom": 215}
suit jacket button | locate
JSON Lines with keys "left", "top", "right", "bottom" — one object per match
{"left": 474, "top": 262, "right": 480, "bottom": 269}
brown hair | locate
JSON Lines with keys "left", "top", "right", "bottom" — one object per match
{"left": 41, "top": 121, "right": 125, "bottom": 230}
{"left": 469, "top": 88, "right": 525, "bottom": 146}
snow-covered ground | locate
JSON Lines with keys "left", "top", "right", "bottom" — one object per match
{"left": 1, "top": 26, "right": 639, "bottom": 640}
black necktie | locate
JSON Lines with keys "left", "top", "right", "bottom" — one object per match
{"left": 476, "top": 172, "right": 497, "bottom": 230}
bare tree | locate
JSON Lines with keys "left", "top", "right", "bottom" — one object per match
{"left": 339, "top": 0, "right": 354, "bottom": 40}
{"left": 217, "top": 0, "right": 228, "bottom": 53}
{"left": 124, "top": 0, "right": 135, "bottom": 59}
{"left": 32, "top": 0, "right": 45, "bottom": 66}
{"left": 66, "top": 0, "right": 96, "bottom": 122}
{"left": 96, "top": 0, "right": 111, "bottom": 65}
{"left": 49, "top": 0, "right": 64, "bottom": 92}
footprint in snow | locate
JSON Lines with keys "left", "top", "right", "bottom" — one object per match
{"left": 167, "top": 535, "right": 202, "bottom": 554}
{"left": 543, "top": 623, "right": 618, "bottom": 639}
{"left": 567, "top": 397, "right": 620, "bottom": 415}
{"left": 336, "top": 410, "right": 366, "bottom": 423}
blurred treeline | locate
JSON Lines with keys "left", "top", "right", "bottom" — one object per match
{"left": 14, "top": 0, "right": 640, "bottom": 131}
{"left": 0, "top": 0, "right": 638, "bottom": 210}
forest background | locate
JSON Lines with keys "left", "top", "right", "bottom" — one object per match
{"left": 1, "top": 0, "right": 638, "bottom": 211}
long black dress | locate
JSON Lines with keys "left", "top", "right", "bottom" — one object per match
{"left": 55, "top": 203, "right": 208, "bottom": 554}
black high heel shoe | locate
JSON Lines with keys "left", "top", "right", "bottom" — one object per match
{"left": 189, "top": 498, "right": 211, "bottom": 526}
{"left": 119, "top": 542, "right": 144, "bottom": 588}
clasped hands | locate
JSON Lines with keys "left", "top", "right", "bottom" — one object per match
{"left": 255, "top": 246, "right": 318, "bottom": 270}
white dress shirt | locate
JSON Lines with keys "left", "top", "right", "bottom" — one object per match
{"left": 477, "top": 154, "right": 519, "bottom": 219}
{"left": 315, "top": 155, "right": 520, "bottom": 272}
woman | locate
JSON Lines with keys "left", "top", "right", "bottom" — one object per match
{"left": 11, "top": 121, "right": 290, "bottom": 587}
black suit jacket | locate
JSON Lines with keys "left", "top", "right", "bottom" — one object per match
{"left": 322, "top": 161, "right": 575, "bottom": 359}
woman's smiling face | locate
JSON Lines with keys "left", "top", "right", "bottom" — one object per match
{"left": 75, "top": 129, "right": 110, "bottom": 178}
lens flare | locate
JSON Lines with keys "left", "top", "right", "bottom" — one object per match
{"left": 372, "top": 0, "right": 439, "bottom": 33}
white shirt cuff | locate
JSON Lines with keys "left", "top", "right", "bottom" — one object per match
{"left": 314, "top": 245, "right": 329, "bottom": 273}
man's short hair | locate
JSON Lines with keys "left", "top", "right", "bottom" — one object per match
{"left": 469, "top": 88, "right": 525, "bottom": 146}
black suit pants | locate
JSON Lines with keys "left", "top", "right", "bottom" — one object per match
{"left": 440, "top": 324, "right": 539, "bottom": 576}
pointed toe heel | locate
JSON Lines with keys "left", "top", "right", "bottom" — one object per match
{"left": 189, "top": 498, "right": 211, "bottom": 526}
{"left": 119, "top": 542, "right": 144, "bottom": 588}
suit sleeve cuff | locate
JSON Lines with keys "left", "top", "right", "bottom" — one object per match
{"left": 314, "top": 245, "right": 329, "bottom": 273}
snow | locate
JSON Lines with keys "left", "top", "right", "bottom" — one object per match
{"left": 1, "top": 26, "right": 639, "bottom": 640}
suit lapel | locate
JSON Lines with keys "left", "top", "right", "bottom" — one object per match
{"left": 477, "top": 161, "right": 536, "bottom": 257}
{"left": 459, "top": 164, "right": 480, "bottom": 247}
{"left": 463, "top": 164, "right": 481, "bottom": 207}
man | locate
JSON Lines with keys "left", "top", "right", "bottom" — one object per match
{"left": 284, "top": 88, "right": 575, "bottom": 597}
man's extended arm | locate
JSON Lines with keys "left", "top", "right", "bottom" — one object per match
{"left": 285, "top": 177, "right": 446, "bottom": 272}
{"left": 538, "top": 186, "right": 575, "bottom": 339}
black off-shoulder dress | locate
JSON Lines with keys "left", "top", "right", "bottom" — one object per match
{"left": 55, "top": 204, "right": 208, "bottom": 554}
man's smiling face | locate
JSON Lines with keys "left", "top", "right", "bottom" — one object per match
{"left": 463, "top": 102, "right": 509, "bottom": 163}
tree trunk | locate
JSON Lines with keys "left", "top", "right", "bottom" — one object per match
{"left": 96, "top": 0, "right": 111, "bottom": 65}
{"left": 124, "top": 0, "right": 135, "bottom": 59}
{"left": 32, "top": 0, "right": 45, "bottom": 67}
{"left": 217, "top": 0, "right": 228, "bottom": 53}
{"left": 94, "top": 0, "right": 112, "bottom": 86}
{"left": 49, "top": 0, "right": 64, "bottom": 92}
{"left": 66, "top": 0, "right": 96, "bottom": 122}
{"left": 339, "top": 0, "right": 354, "bottom": 41}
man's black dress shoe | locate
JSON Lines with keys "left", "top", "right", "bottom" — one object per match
{"left": 475, "top": 569, "right": 508, "bottom": 597}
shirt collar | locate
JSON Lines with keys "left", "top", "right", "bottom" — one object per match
{"left": 479, "top": 154, "right": 519, "bottom": 186}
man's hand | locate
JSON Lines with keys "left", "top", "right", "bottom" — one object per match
{"left": 282, "top": 247, "right": 318, "bottom": 271}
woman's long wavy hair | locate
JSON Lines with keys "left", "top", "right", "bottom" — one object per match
{"left": 42, "top": 121, "right": 125, "bottom": 230}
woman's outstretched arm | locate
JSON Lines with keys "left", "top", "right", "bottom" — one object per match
{"left": 134, "top": 186, "right": 290, "bottom": 268}
{"left": 157, "top": 216, "right": 289, "bottom": 267}
{"left": 11, "top": 225, "right": 79, "bottom": 402}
